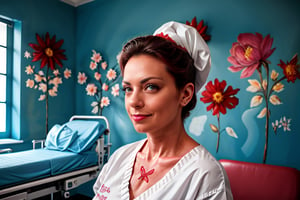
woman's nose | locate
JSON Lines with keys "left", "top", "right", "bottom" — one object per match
{"left": 127, "top": 90, "right": 144, "bottom": 108}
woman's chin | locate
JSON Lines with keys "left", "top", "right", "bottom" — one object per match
{"left": 132, "top": 124, "right": 149, "bottom": 134}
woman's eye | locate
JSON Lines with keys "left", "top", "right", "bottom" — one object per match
{"left": 122, "top": 86, "right": 132, "bottom": 93}
{"left": 145, "top": 84, "right": 159, "bottom": 91}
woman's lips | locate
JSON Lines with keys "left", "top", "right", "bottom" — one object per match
{"left": 131, "top": 114, "right": 151, "bottom": 122}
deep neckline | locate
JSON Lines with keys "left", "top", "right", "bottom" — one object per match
{"left": 121, "top": 139, "right": 202, "bottom": 200}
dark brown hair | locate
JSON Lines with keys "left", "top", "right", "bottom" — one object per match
{"left": 119, "top": 35, "right": 196, "bottom": 120}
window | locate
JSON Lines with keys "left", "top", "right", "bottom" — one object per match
{"left": 0, "top": 18, "right": 13, "bottom": 138}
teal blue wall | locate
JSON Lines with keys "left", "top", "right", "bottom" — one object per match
{"left": 0, "top": 0, "right": 299, "bottom": 168}
{"left": 75, "top": 0, "right": 300, "bottom": 169}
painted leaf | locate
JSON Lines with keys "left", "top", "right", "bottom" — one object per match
{"left": 250, "top": 95, "right": 263, "bottom": 107}
{"left": 271, "top": 70, "right": 279, "bottom": 81}
{"left": 91, "top": 105, "right": 98, "bottom": 114}
{"left": 246, "top": 79, "right": 261, "bottom": 92}
{"left": 225, "top": 127, "right": 238, "bottom": 138}
{"left": 262, "top": 80, "right": 267, "bottom": 91}
{"left": 91, "top": 101, "right": 98, "bottom": 107}
{"left": 257, "top": 107, "right": 267, "bottom": 118}
{"left": 209, "top": 124, "right": 219, "bottom": 133}
{"left": 269, "top": 94, "right": 282, "bottom": 105}
{"left": 272, "top": 82, "right": 284, "bottom": 93}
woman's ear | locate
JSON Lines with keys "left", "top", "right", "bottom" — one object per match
{"left": 180, "top": 83, "right": 194, "bottom": 106}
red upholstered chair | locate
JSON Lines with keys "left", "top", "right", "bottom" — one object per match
{"left": 220, "top": 159, "right": 300, "bottom": 200}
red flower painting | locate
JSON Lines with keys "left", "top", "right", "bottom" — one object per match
{"left": 29, "top": 32, "right": 67, "bottom": 70}
{"left": 186, "top": 17, "right": 211, "bottom": 42}
{"left": 26, "top": 32, "right": 69, "bottom": 135}
{"left": 278, "top": 54, "right": 300, "bottom": 83}
{"left": 201, "top": 79, "right": 240, "bottom": 116}
{"left": 200, "top": 79, "right": 240, "bottom": 152}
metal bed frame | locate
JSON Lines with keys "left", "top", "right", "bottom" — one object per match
{"left": 0, "top": 115, "right": 111, "bottom": 200}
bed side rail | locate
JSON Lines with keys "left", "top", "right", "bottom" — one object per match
{"left": 69, "top": 115, "right": 111, "bottom": 169}
{"left": 32, "top": 139, "right": 45, "bottom": 149}
{"left": 0, "top": 148, "right": 12, "bottom": 154}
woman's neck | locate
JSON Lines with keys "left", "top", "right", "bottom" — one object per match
{"left": 142, "top": 128, "right": 198, "bottom": 160}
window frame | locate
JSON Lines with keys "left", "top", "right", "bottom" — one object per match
{"left": 0, "top": 17, "right": 13, "bottom": 138}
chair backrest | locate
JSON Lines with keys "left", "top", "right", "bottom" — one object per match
{"left": 220, "top": 159, "right": 300, "bottom": 200}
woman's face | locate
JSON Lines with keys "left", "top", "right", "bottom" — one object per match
{"left": 122, "top": 54, "right": 184, "bottom": 134}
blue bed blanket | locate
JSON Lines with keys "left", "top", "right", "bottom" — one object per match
{"left": 0, "top": 149, "right": 97, "bottom": 188}
{"left": 0, "top": 119, "right": 107, "bottom": 188}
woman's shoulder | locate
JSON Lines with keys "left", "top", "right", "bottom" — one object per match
{"left": 190, "top": 145, "right": 233, "bottom": 199}
{"left": 188, "top": 145, "right": 225, "bottom": 173}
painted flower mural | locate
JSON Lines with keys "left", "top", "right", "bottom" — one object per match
{"left": 278, "top": 54, "right": 300, "bottom": 83}
{"left": 228, "top": 32, "right": 299, "bottom": 163}
{"left": 29, "top": 32, "right": 67, "bottom": 70}
{"left": 200, "top": 78, "right": 240, "bottom": 152}
{"left": 228, "top": 33, "right": 275, "bottom": 78}
{"left": 77, "top": 50, "right": 120, "bottom": 115}
{"left": 25, "top": 32, "right": 71, "bottom": 135}
{"left": 186, "top": 17, "right": 211, "bottom": 42}
{"left": 272, "top": 116, "right": 292, "bottom": 134}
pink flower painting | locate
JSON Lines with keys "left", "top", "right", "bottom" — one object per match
{"left": 78, "top": 50, "right": 120, "bottom": 115}
{"left": 228, "top": 33, "right": 275, "bottom": 78}
{"left": 228, "top": 32, "right": 299, "bottom": 163}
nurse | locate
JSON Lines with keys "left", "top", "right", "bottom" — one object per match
{"left": 93, "top": 21, "right": 233, "bottom": 200}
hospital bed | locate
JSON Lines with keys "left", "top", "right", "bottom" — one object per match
{"left": 0, "top": 115, "right": 111, "bottom": 200}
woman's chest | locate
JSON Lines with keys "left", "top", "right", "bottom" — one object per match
{"left": 129, "top": 156, "right": 181, "bottom": 199}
